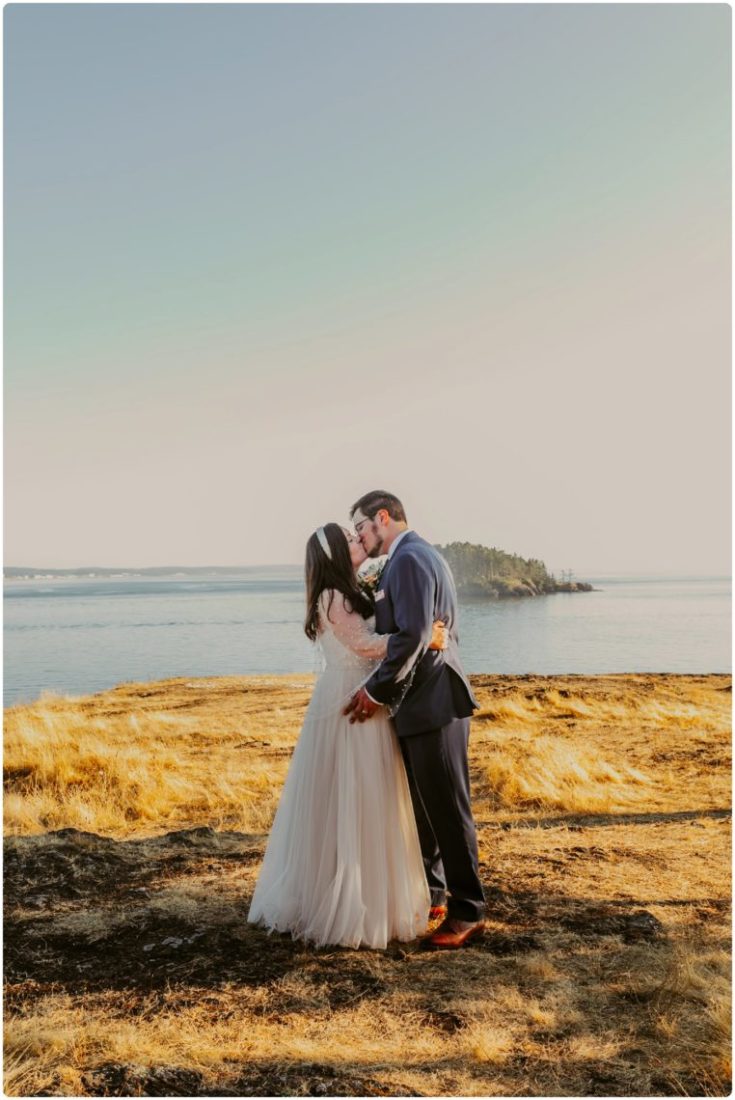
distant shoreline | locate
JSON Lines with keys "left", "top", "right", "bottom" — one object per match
{"left": 3, "top": 568, "right": 597, "bottom": 598}
{"left": 4, "top": 566, "right": 729, "bottom": 581}
{"left": 4, "top": 565, "right": 301, "bottom": 579}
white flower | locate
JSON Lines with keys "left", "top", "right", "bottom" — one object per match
{"left": 357, "top": 556, "right": 388, "bottom": 594}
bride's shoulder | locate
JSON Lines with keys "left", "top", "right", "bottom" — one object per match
{"left": 317, "top": 588, "right": 355, "bottom": 623}
{"left": 317, "top": 587, "right": 343, "bottom": 616}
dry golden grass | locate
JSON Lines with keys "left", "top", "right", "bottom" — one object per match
{"left": 4, "top": 676, "right": 305, "bottom": 837}
{"left": 4, "top": 672, "right": 732, "bottom": 1096}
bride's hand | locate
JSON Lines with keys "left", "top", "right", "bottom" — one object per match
{"left": 428, "top": 620, "right": 448, "bottom": 651}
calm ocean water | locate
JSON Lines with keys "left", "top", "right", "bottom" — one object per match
{"left": 3, "top": 569, "right": 731, "bottom": 707}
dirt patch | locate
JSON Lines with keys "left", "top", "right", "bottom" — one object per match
{"left": 71, "top": 1060, "right": 421, "bottom": 1097}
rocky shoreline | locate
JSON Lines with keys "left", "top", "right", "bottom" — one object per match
{"left": 457, "top": 579, "right": 595, "bottom": 599}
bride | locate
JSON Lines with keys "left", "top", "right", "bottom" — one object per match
{"left": 247, "top": 522, "right": 447, "bottom": 949}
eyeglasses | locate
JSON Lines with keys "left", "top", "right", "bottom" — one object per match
{"left": 353, "top": 517, "right": 372, "bottom": 535}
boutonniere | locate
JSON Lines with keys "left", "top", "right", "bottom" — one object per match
{"left": 357, "top": 556, "right": 388, "bottom": 600}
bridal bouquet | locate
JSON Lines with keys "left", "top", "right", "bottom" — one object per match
{"left": 357, "top": 556, "right": 387, "bottom": 601}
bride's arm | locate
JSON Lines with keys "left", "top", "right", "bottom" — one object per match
{"left": 319, "top": 591, "right": 448, "bottom": 660}
{"left": 319, "top": 591, "right": 389, "bottom": 659}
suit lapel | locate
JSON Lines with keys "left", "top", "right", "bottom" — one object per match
{"left": 371, "top": 557, "right": 389, "bottom": 629}
{"left": 374, "top": 533, "right": 419, "bottom": 628}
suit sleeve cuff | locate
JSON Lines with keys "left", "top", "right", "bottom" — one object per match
{"left": 364, "top": 687, "right": 380, "bottom": 705}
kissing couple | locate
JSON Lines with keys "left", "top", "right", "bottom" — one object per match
{"left": 248, "top": 490, "right": 486, "bottom": 950}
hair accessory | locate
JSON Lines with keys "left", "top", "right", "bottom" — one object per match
{"left": 316, "top": 527, "right": 332, "bottom": 560}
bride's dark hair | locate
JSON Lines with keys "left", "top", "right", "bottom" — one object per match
{"left": 304, "top": 523, "right": 373, "bottom": 641}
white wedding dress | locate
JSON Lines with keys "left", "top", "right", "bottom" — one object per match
{"left": 247, "top": 589, "right": 430, "bottom": 949}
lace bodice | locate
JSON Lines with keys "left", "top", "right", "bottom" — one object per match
{"left": 316, "top": 590, "right": 389, "bottom": 671}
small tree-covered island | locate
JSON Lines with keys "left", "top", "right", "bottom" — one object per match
{"left": 436, "top": 542, "right": 594, "bottom": 599}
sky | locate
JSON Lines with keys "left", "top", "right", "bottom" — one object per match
{"left": 4, "top": 3, "right": 731, "bottom": 575}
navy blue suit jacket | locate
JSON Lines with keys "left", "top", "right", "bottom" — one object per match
{"left": 364, "top": 532, "right": 478, "bottom": 737}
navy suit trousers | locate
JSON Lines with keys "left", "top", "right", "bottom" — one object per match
{"left": 399, "top": 717, "right": 485, "bottom": 922}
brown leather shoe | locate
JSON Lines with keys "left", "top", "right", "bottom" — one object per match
{"left": 424, "top": 917, "right": 485, "bottom": 949}
{"left": 429, "top": 904, "right": 448, "bottom": 920}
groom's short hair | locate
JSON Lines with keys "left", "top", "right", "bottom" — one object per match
{"left": 350, "top": 491, "right": 407, "bottom": 523}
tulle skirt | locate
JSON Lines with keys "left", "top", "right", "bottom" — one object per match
{"left": 247, "top": 666, "right": 430, "bottom": 949}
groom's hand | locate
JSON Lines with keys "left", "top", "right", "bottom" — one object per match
{"left": 344, "top": 687, "right": 381, "bottom": 724}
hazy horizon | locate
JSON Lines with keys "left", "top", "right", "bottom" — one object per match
{"left": 4, "top": 561, "right": 731, "bottom": 581}
{"left": 5, "top": 5, "right": 731, "bottom": 576}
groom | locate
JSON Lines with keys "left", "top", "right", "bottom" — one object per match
{"left": 344, "top": 490, "right": 486, "bottom": 949}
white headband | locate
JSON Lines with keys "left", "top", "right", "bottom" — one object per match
{"left": 316, "top": 527, "right": 332, "bottom": 560}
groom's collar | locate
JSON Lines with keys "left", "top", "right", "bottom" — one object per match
{"left": 386, "top": 528, "right": 413, "bottom": 559}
